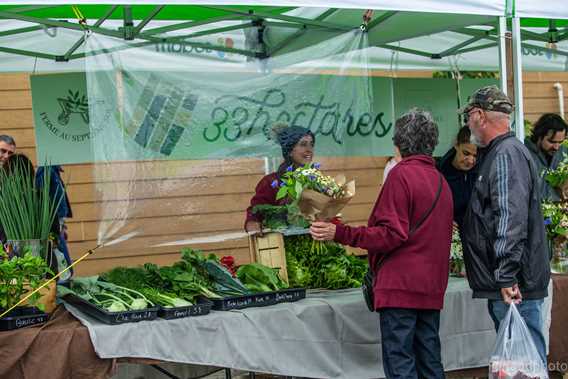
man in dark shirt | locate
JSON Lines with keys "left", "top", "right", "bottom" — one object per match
{"left": 524, "top": 113, "right": 567, "bottom": 201}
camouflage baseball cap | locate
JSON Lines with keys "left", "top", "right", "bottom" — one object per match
{"left": 460, "top": 85, "right": 513, "bottom": 114}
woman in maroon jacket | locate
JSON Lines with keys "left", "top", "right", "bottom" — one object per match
{"left": 310, "top": 109, "right": 453, "bottom": 379}
{"left": 244, "top": 125, "right": 315, "bottom": 233}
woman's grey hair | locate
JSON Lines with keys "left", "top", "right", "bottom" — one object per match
{"left": 392, "top": 109, "right": 439, "bottom": 157}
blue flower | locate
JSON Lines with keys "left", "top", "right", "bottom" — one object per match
{"left": 271, "top": 180, "right": 279, "bottom": 188}
{"left": 280, "top": 181, "right": 286, "bottom": 187}
{"left": 286, "top": 165, "right": 294, "bottom": 172}
{"left": 544, "top": 218, "right": 552, "bottom": 226}
{"left": 309, "top": 175, "right": 316, "bottom": 181}
{"left": 313, "top": 162, "right": 321, "bottom": 169}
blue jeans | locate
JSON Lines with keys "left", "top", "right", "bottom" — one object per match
{"left": 487, "top": 299, "right": 547, "bottom": 366}
{"left": 379, "top": 308, "right": 444, "bottom": 379}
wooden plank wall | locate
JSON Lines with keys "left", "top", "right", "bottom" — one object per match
{"left": 1, "top": 72, "right": 567, "bottom": 276}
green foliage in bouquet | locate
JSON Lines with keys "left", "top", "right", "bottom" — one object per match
{"left": 0, "top": 247, "right": 52, "bottom": 311}
{"left": 285, "top": 234, "right": 366, "bottom": 289}
{"left": 0, "top": 159, "right": 61, "bottom": 244}
{"left": 544, "top": 154, "right": 568, "bottom": 188}
{"left": 275, "top": 163, "right": 345, "bottom": 201}
{"left": 542, "top": 201, "right": 568, "bottom": 241}
{"left": 450, "top": 229, "right": 465, "bottom": 277}
{"left": 251, "top": 204, "right": 310, "bottom": 230}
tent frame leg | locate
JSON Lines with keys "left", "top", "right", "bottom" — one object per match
{"left": 512, "top": 16, "right": 525, "bottom": 141}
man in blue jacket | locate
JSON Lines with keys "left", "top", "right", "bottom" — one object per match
{"left": 461, "top": 86, "right": 551, "bottom": 365}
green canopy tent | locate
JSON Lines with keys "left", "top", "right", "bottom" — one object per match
{"left": 0, "top": 1, "right": 567, "bottom": 140}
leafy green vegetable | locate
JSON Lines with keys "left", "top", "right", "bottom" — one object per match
{"left": 203, "top": 259, "right": 250, "bottom": 296}
{"left": 59, "top": 276, "right": 154, "bottom": 312}
{"left": 101, "top": 266, "right": 196, "bottom": 306}
{"left": 251, "top": 204, "right": 310, "bottom": 230}
{"left": 0, "top": 249, "right": 53, "bottom": 311}
{"left": 236, "top": 263, "right": 288, "bottom": 293}
{"left": 285, "top": 235, "right": 366, "bottom": 290}
{"left": 251, "top": 204, "right": 289, "bottom": 230}
{"left": 0, "top": 158, "right": 62, "bottom": 262}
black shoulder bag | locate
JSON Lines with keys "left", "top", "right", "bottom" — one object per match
{"left": 362, "top": 173, "right": 443, "bottom": 312}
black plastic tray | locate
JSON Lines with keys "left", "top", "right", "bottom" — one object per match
{"left": 211, "top": 292, "right": 277, "bottom": 311}
{"left": 158, "top": 297, "right": 213, "bottom": 319}
{"left": 63, "top": 294, "right": 159, "bottom": 325}
{"left": 275, "top": 288, "right": 306, "bottom": 304}
{"left": 0, "top": 306, "right": 49, "bottom": 331}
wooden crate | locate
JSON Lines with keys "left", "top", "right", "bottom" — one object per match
{"left": 248, "top": 232, "right": 288, "bottom": 283}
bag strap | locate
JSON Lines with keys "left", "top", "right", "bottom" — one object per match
{"left": 375, "top": 173, "right": 443, "bottom": 269}
{"left": 408, "top": 173, "right": 443, "bottom": 237}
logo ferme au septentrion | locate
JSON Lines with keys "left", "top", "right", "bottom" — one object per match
{"left": 154, "top": 37, "right": 235, "bottom": 59}
{"left": 39, "top": 90, "right": 92, "bottom": 143}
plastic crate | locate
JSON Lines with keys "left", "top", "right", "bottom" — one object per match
{"left": 0, "top": 306, "right": 49, "bottom": 331}
{"left": 158, "top": 297, "right": 213, "bottom": 319}
{"left": 63, "top": 294, "right": 159, "bottom": 325}
{"left": 211, "top": 292, "right": 277, "bottom": 311}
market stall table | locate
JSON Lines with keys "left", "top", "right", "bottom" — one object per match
{"left": 63, "top": 278, "right": 552, "bottom": 379}
{"left": 0, "top": 306, "right": 115, "bottom": 379}
{"left": 2, "top": 277, "right": 560, "bottom": 379}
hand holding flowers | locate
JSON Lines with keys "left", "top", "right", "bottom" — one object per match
{"left": 310, "top": 221, "right": 337, "bottom": 241}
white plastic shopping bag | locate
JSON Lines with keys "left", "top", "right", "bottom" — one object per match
{"left": 489, "top": 303, "right": 548, "bottom": 379}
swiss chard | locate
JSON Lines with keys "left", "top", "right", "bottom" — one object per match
{"left": 284, "top": 234, "right": 366, "bottom": 290}
{"left": 236, "top": 263, "right": 288, "bottom": 293}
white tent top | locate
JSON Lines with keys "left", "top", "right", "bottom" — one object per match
{"left": 516, "top": 0, "right": 568, "bottom": 20}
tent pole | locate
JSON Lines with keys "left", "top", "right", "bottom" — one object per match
{"left": 377, "top": 44, "right": 433, "bottom": 58}
{"left": 366, "top": 11, "right": 396, "bottom": 31}
{"left": 0, "top": 25, "right": 43, "bottom": 37}
{"left": 0, "top": 11, "right": 123, "bottom": 39}
{"left": 498, "top": 17, "right": 508, "bottom": 94}
{"left": 520, "top": 29, "right": 549, "bottom": 43}
{"left": 0, "top": 45, "right": 56, "bottom": 60}
{"left": 63, "top": 5, "right": 119, "bottom": 61}
{"left": 142, "top": 15, "right": 247, "bottom": 36}
{"left": 439, "top": 35, "right": 484, "bottom": 58}
{"left": 133, "top": 5, "right": 164, "bottom": 35}
{"left": 267, "top": 8, "right": 337, "bottom": 56}
{"left": 123, "top": 5, "right": 134, "bottom": 40}
{"left": 454, "top": 42, "right": 497, "bottom": 55}
{"left": 512, "top": 17, "right": 525, "bottom": 141}
{"left": 201, "top": 5, "right": 351, "bottom": 31}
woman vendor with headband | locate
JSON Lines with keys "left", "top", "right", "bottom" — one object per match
{"left": 244, "top": 124, "right": 315, "bottom": 234}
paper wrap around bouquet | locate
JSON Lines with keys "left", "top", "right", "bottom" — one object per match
{"left": 297, "top": 174, "right": 356, "bottom": 221}
{"left": 556, "top": 181, "right": 568, "bottom": 200}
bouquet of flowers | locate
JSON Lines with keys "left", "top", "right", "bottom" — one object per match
{"left": 542, "top": 201, "right": 568, "bottom": 262}
{"left": 544, "top": 153, "right": 568, "bottom": 199}
{"left": 275, "top": 163, "right": 356, "bottom": 222}
{"left": 542, "top": 201, "right": 568, "bottom": 241}
{"left": 450, "top": 228, "right": 465, "bottom": 277}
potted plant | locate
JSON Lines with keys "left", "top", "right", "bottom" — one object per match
{"left": 0, "top": 156, "right": 62, "bottom": 312}
{"left": 0, "top": 246, "right": 52, "bottom": 330}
